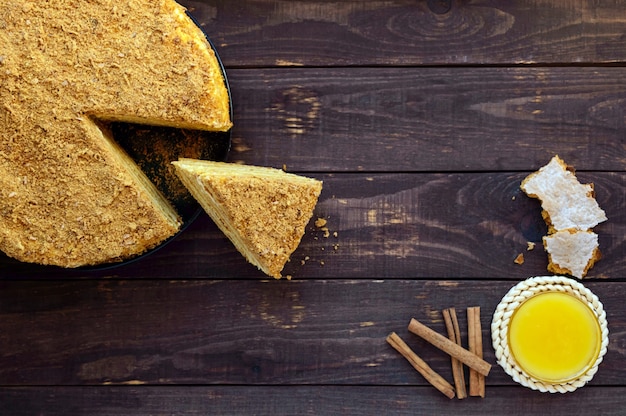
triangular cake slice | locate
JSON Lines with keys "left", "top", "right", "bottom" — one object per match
{"left": 172, "top": 159, "right": 323, "bottom": 278}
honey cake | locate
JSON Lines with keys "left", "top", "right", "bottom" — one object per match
{"left": 172, "top": 159, "right": 323, "bottom": 279}
{"left": 0, "top": 0, "right": 232, "bottom": 267}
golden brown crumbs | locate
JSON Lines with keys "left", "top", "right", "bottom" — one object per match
{"left": 315, "top": 218, "right": 327, "bottom": 228}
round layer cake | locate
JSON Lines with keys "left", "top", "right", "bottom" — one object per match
{"left": 0, "top": 0, "right": 232, "bottom": 267}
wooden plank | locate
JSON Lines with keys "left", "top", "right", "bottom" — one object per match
{"left": 2, "top": 385, "right": 626, "bottom": 415}
{"left": 183, "top": 0, "right": 626, "bottom": 67}
{"left": 0, "top": 172, "right": 623, "bottom": 279}
{"left": 226, "top": 67, "right": 626, "bottom": 171}
{"left": 0, "top": 279, "right": 622, "bottom": 386}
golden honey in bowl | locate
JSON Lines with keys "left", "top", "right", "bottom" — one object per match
{"left": 508, "top": 291, "right": 601, "bottom": 383}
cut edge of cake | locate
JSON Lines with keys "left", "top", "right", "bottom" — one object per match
{"left": 96, "top": 121, "right": 182, "bottom": 232}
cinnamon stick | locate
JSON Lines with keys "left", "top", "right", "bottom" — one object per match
{"left": 386, "top": 332, "right": 456, "bottom": 399}
{"left": 467, "top": 306, "right": 485, "bottom": 398}
{"left": 407, "top": 318, "right": 491, "bottom": 376}
{"left": 442, "top": 308, "right": 467, "bottom": 399}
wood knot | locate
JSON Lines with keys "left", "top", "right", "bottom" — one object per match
{"left": 271, "top": 86, "right": 320, "bottom": 138}
{"left": 428, "top": 0, "right": 451, "bottom": 15}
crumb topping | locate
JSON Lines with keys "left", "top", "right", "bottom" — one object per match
{"left": 0, "top": 0, "right": 231, "bottom": 266}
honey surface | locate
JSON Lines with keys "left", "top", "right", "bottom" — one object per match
{"left": 509, "top": 291, "right": 601, "bottom": 382}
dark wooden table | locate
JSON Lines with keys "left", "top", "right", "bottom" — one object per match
{"left": 2, "top": 1, "right": 626, "bottom": 414}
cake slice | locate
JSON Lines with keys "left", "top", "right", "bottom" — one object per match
{"left": 172, "top": 159, "right": 323, "bottom": 279}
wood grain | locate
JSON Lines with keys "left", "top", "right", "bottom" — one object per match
{"left": 0, "top": 279, "right": 623, "bottom": 387}
{"left": 2, "top": 385, "right": 626, "bottom": 416}
{"left": 183, "top": 0, "right": 626, "bottom": 67}
{"left": 226, "top": 67, "right": 626, "bottom": 171}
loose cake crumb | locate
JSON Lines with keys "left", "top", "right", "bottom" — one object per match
{"left": 527, "top": 242, "right": 535, "bottom": 251}
{"left": 514, "top": 253, "right": 525, "bottom": 265}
